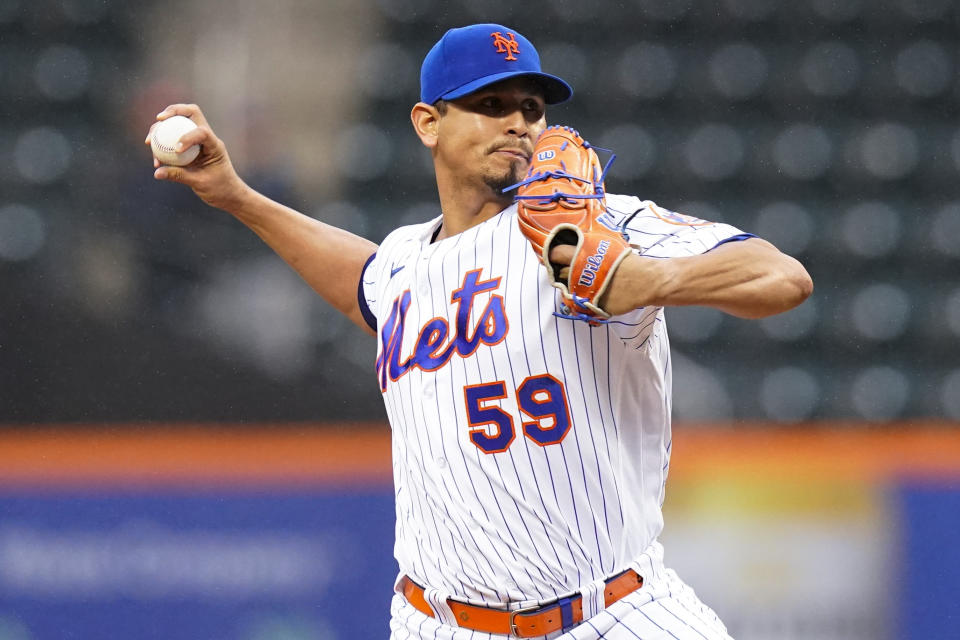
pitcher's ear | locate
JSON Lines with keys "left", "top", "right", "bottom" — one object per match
{"left": 411, "top": 102, "right": 441, "bottom": 149}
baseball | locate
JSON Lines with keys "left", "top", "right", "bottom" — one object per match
{"left": 150, "top": 115, "right": 200, "bottom": 166}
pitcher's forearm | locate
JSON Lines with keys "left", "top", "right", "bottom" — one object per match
{"left": 603, "top": 239, "right": 813, "bottom": 318}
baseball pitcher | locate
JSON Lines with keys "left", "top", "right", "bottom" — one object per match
{"left": 146, "top": 23, "right": 812, "bottom": 639}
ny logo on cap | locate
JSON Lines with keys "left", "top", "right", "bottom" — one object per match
{"left": 490, "top": 31, "right": 519, "bottom": 61}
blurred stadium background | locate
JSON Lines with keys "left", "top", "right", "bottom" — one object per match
{"left": 1, "top": 0, "right": 959, "bottom": 639}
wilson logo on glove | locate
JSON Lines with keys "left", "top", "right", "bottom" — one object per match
{"left": 578, "top": 239, "right": 610, "bottom": 287}
{"left": 504, "top": 125, "right": 632, "bottom": 324}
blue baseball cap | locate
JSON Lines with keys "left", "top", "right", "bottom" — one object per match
{"left": 420, "top": 24, "right": 573, "bottom": 105}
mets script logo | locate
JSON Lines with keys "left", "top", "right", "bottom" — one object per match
{"left": 490, "top": 31, "right": 520, "bottom": 61}
{"left": 375, "top": 269, "right": 509, "bottom": 391}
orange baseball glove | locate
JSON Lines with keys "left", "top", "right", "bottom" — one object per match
{"left": 509, "top": 126, "right": 632, "bottom": 322}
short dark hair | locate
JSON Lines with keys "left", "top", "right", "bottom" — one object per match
{"left": 434, "top": 99, "right": 449, "bottom": 115}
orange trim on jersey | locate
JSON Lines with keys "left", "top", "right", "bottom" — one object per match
{"left": 518, "top": 373, "right": 573, "bottom": 447}
{"left": 378, "top": 269, "right": 509, "bottom": 389}
{"left": 463, "top": 382, "right": 516, "bottom": 454}
{"left": 443, "top": 271, "right": 507, "bottom": 359}
{"left": 481, "top": 294, "right": 510, "bottom": 347}
{"left": 413, "top": 315, "right": 454, "bottom": 372}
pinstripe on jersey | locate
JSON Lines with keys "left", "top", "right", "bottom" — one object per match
{"left": 361, "top": 195, "right": 748, "bottom": 613}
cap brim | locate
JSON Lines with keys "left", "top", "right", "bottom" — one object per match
{"left": 440, "top": 71, "right": 573, "bottom": 105}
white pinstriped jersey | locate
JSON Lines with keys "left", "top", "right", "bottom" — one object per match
{"left": 360, "top": 194, "right": 749, "bottom": 608}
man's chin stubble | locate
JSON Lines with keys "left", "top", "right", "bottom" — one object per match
{"left": 483, "top": 163, "right": 527, "bottom": 197}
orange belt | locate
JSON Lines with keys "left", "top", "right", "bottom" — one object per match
{"left": 399, "top": 569, "right": 644, "bottom": 637}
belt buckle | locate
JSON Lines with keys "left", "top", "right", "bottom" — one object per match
{"left": 508, "top": 603, "right": 542, "bottom": 638}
